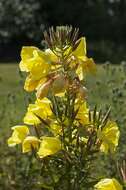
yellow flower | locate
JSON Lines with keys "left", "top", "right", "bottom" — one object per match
{"left": 20, "top": 46, "right": 51, "bottom": 79}
{"left": 19, "top": 46, "right": 38, "bottom": 72}
{"left": 97, "top": 121, "right": 120, "bottom": 154}
{"left": 22, "top": 136, "right": 40, "bottom": 153}
{"left": 37, "top": 137, "right": 61, "bottom": 158}
{"left": 94, "top": 178, "right": 123, "bottom": 190}
{"left": 19, "top": 46, "right": 53, "bottom": 92}
{"left": 24, "top": 98, "right": 52, "bottom": 125}
{"left": 8, "top": 125, "right": 29, "bottom": 146}
{"left": 75, "top": 99, "right": 89, "bottom": 125}
{"left": 73, "top": 37, "right": 96, "bottom": 80}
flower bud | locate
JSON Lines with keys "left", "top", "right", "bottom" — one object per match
{"left": 78, "top": 85, "right": 88, "bottom": 99}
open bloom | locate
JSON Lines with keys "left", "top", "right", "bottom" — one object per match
{"left": 8, "top": 125, "right": 29, "bottom": 146}
{"left": 24, "top": 98, "right": 52, "bottom": 125}
{"left": 97, "top": 121, "right": 120, "bottom": 154}
{"left": 22, "top": 136, "right": 40, "bottom": 153}
{"left": 94, "top": 178, "right": 123, "bottom": 190}
{"left": 72, "top": 37, "right": 96, "bottom": 80}
{"left": 20, "top": 46, "right": 59, "bottom": 92}
{"left": 37, "top": 137, "right": 61, "bottom": 158}
{"left": 20, "top": 47, "right": 51, "bottom": 91}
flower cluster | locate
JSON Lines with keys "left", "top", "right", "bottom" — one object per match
{"left": 7, "top": 26, "right": 122, "bottom": 189}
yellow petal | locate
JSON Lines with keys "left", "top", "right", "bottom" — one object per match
{"left": 72, "top": 37, "right": 96, "bottom": 79}
{"left": 24, "top": 98, "right": 52, "bottom": 125}
{"left": 24, "top": 111, "right": 41, "bottom": 125}
{"left": 82, "top": 58, "right": 96, "bottom": 74}
{"left": 19, "top": 46, "right": 39, "bottom": 72}
{"left": 22, "top": 136, "right": 40, "bottom": 153}
{"left": 37, "top": 137, "right": 61, "bottom": 158}
{"left": 8, "top": 125, "right": 29, "bottom": 147}
{"left": 76, "top": 58, "right": 96, "bottom": 80}
{"left": 98, "top": 121, "right": 120, "bottom": 154}
{"left": 45, "top": 48, "right": 58, "bottom": 63}
{"left": 73, "top": 37, "right": 87, "bottom": 57}
{"left": 76, "top": 65, "right": 85, "bottom": 80}
{"left": 24, "top": 75, "right": 40, "bottom": 92}
{"left": 95, "top": 178, "right": 123, "bottom": 190}
{"left": 29, "top": 50, "right": 51, "bottom": 80}
{"left": 35, "top": 98, "right": 52, "bottom": 118}
{"left": 20, "top": 46, "right": 51, "bottom": 80}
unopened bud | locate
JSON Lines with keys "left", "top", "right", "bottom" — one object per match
{"left": 78, "top": 86, "right": 88, "bottom": 99}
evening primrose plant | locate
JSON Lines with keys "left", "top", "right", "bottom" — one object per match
{"left": 7, "top": 26, "right": 122, "bottom": 189}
